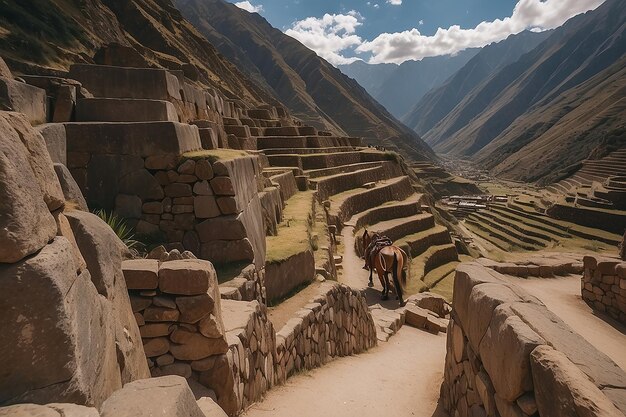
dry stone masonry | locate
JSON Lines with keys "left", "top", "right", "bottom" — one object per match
{"left": 442, "top": 263, "right": 626, "bottom": 417}
{"left": 582, "top": 255, "right": 626, "bottom": 324}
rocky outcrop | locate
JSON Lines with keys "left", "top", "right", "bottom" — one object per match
{"left": 441, "top": 263, "right": 626, "bottom": 417}
{"left": 582, "top": 256, "right": 626, "bottom": 323}
{"left": 0, "top": 110, "right": 148, "bottom": 407}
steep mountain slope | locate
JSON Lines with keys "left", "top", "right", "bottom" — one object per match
{"left": 404, "top": 30, "right": 551, "bottom": 135}
{"left": 339, "top": 50, "right": 478, "bottom": 120}
{"left": 421, "top": 0, "right": 626, "bottom": 182}
{"left": 0, "top": 0, "right": 276, "bottom": 106}
{"left": 175, "top": 0, "right": 435, "bottom": 160}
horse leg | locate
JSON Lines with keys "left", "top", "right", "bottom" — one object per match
{"left": 384, "top": 272, "right": 391, "bottom": 299}
{"left": 368, "top": 264, "right": 374, "bottom": 287}
{"left": 391, "top": 252, "right": 405, "bottom": 306}
{"left": 377, "top": 268, "right": 388, "bottom": 300}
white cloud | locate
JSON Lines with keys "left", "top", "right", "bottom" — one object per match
{"left": 387, "top": 0, "right": 402, "bottom": 5}
{"left": 284, "top": 0, "right": 605, "bottom": 66}
{"left": 358, "top": 0, "right": 605, "bottom": 63}
{"left": 285, "top": 11, "right": 364, "bottom": 65}
{"left": 234, "top": 1, "right": 264, "bottom": 13}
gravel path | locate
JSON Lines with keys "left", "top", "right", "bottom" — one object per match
{"left": 243, "top": 326, "right": 448, "bottom": 417}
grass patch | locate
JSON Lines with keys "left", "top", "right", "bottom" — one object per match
{"left": 182, "top": 149, "right": 249, "bottom": 162}
{"left": 266, "top": 191, "right": 315, "bottom": 264}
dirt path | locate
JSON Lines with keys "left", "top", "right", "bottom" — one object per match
{"left": 243, "top": 326, "right": 448, "bottom": 417}
{"left": 500, "top": 274, "right": 626, "bottom": 370}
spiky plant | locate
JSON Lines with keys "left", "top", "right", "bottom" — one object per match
{"left": 94, "top": 209, "right": 143, "bottom": 250}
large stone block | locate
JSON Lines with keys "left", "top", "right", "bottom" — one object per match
{"left": 37, "top": 123, "right": 67, "bottom": 165}
{"left": 453, "top": 263, "right": 503, "bottom": 332}
{"left": 200, "top": 239, "right": 255, "bottom": 266}
{"left": 1, "top": 112, "right": 64, "bottom": 211}
{"left": 69, "top": 65, "right": 181, "bottom": 101}
{"left": 99, "top": 376, "right": 205, "bottom": 417}
{"left": 122, "top": 259, "right": 159, "bottom": 290}
{"left": 531, "top": 345, "right": 623, "bottom": 417}
{"left": 159, "top": 259, "right": 217, "bottom": 295}
{"left": 119, "top": 169, "right": 164, "bottom": 201}
{"left": 465, "top": 283, "right": 522, "bottom": 350}
{"left": 265, "top": 250, "right": 316, "bottom": 303}
{"left": 169, "top": 329, "right": 228, "bottom": 360}
{"left": 0, "top": 77, "right": 46, "bottom": 125}
{"left": 479, "top": 305, "right": 545, "bottom": 402}
{"left": 54, "top": 163, "right": 89, "bottom": 211}
{"left": 83, "top": 154, "right": 144, "bottom": 210}
{"left": 508, "top": 302, "right": 626, "bottom": 393}
{"left": 0, "top": 112, "right": 57, "bottom": 263}
{"left": 76, "top": 98, "right": 178, "bottom": 122}
{"left": 65, "top": 122, "right": 201, "bottom": 158}
{"left": 0, "top": 238, "right": 120, "bottom": 407}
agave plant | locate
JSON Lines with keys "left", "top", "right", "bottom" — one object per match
{"left": 94, "top": 209, "right": 143, "bottom": 250}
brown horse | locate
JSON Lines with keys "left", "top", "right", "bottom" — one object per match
{"left": 362, "top": 230, "right": 409, "bottom": 306}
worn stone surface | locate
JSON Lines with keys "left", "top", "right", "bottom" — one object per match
{"left": 37, "top": 124, "right": 67, "bottom": 166}
{"left": 54, "top": 163, "right": 89, "bottom": 211}
{"left": 122, "top": 259, "right": 159, "bottom": 290}
{"left": 100, "top": 376, "right": 206, "bottom": 417}
{"left": 159, "top": 260, "right": 215, "bottom": 295}
{"left": 196, "top": 397, "right": 228, "bottom": 417}
{"left": 531, "top": 345, "right": 623, "bottom": 417}
{"left": 0, "top": 237, "right": 120, "bottom": 407}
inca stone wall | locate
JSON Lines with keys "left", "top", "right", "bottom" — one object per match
{"left": 273, "top": 283, "right": 378, "bottom": 383}
{"left": 582, "top": 255, "right": 626, "bottom": 323}
{"left": 121, "top": 258, "right": 239, "bottom": 413}
{"left": 442, "top": 263, "right": 626, "bottom": 417}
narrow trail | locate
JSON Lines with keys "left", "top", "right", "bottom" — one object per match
{"left": 243, "top": 326, "right": 448, "bottom": 417}
{"left": 500, "top": 274, "right": 626, "bottom": 370}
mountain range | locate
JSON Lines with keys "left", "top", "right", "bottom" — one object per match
{"left": 175, "top": 0, "right": 434, "bottom": 160}
{"left": 418, "top": 0, "right": 626, "bottom": 183}
{"left": 339, "top": 49, "right": 479, "bottom": 121}
{"left": 0, "top": 0, "right": 434, "bottom": 161}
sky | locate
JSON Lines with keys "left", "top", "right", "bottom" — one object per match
{"left": 230, "top": 0, "right": 606, "bottom": 65}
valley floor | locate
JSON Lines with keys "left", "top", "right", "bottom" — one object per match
{"left": 242, "top": 326, "right": 448, "bottom": 417}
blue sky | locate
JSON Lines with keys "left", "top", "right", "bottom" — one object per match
{"left": 231, "top": 0, "right": 605, "bottom": 64}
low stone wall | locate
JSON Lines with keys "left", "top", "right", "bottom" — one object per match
{"left": 352, "top": 198, "right": 422, "bottom": 231}
{"left": 478, "top": 257, "right": 584, "bottom": 278}
{"left": 582, "top": 255, "right": 626, "bottom": 323}
{"left": 331, "top": 176, "right": 414, "bottom": 227}
{"left": 442, "top": 263, "right": 626, "bottom": 417}
{"left": 273, "top": 283, "right": 377, "bottom": 383}
{"left": 547, "top": 202, "right": 626, "bottom": 234}
{"left": 314, "top": 162, "right": 402, "bottom": 201}
{"left": 265, "top": 250, "right": 316, "bottom": 304}
{"left": 122, "top": 258, "right": 241, "bottom": 413}
{"left": 270, "top": 171, "right": 298, "bottom": 202}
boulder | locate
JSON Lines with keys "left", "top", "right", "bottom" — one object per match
{"left": 0, "top": 403, "right": 99, "bottom": 417}
{"left": 0, "top": 57, "right": 12, "bottom": 78}
{"left": 37, "top": 123, "right": 67, "bottom": 165}
{"left": 99, "top": 376, "right": 206, "bottom": 417}
{"left": 0, "top": 113, "right": 57, "bottom": 263}
{"left": 479, "top": 305, "right": 545, "bottom": 402}
{"left": 0, "top": 112, "right": 64, "bottom": 210}
{"left": 453, "top": 263, "right": 502, "bottom": 332}
{"left": 0, "top": 237, "right": 120, "bottom": 407}
{"left": 53, "top": 211, "right": 87, "bottom": 273}
{"left": 196, "top": 398, "right": 228, "bottom": 417}
{"left": 531, "top": 345, "right": 623, "bottom": 417}
{"left": 54, "top": 163, "right": 89, "bottom": 211}
{"left": 65, "top": 210, "right": 150, "bottom": 384}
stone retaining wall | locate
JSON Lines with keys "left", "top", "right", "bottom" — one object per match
{"left": 442, "top": 263, "right": 626, "bottom": 417}
{"left": 314, "top": 163, "right": 401, "bottom": 201}
{"left": 273, "top": 283, "right": 377, "bottom": 383}
{"left": 582, "top": 255, "right": 626, "bottom": 323}
{"left": 121, "top": 258, "right": 241, "bottom": 413}
{"left": 265, "top": 250, "right": 316, "bottom": 303}
{"left": 547, "top": 203, "right": 626, "bottom": 234}
{"left": 478, "top": 257, "right": 584, "bottom": 278}
{"left": 69, "top": 148, "right": 268, "bottom": 276}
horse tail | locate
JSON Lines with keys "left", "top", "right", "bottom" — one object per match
{"left": 391, "top": 251, "right": 404, "bottom": 305}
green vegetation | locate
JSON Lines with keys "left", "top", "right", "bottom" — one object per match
{"left": 266, "top": 191, "right": 315, "bottom": 264}
{"left": 94, "top": 209, "right": 142, "bottom": 250}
